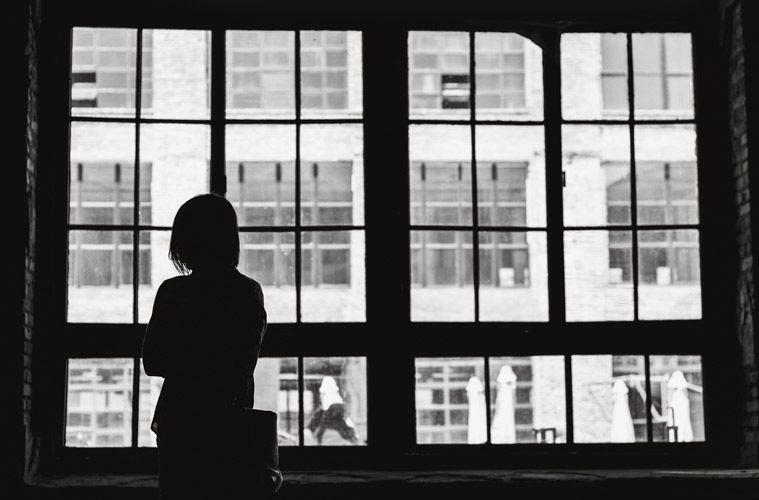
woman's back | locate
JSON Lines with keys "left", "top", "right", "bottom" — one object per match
{"left": 143, "top": 266, "right": 267, "bottom": 434}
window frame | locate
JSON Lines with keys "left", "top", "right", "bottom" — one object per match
{"left": 37, "top": 4, "right": 734, "bottom": 472}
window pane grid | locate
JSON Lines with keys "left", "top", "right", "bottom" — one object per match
{"left": 409, "top": 32, "right": 547, "bottom": 322}
{"left": 561, "top": 32, "right": 701, "bottom": 322}
{"left": 228, "top": 31, "right": 365, "bottom": 323}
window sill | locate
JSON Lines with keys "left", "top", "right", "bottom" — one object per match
{"left": 25, "top": 469, "right": 759, "bottom": 498}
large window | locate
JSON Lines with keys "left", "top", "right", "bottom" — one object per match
{"left": 56, "top": 22, "right": 713, "bottom": 466}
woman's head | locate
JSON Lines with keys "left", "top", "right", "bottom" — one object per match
{"left": 169, "top": 194, "right": 240, "bottom": 274}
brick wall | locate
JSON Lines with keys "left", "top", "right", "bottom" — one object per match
{"left": 24, "top": 0, "right": 41, "bottom": 481}
{"left": 728, "top": 0, "right": 759, "bottom": 466}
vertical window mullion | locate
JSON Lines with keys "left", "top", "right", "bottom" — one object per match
{"left": 469, "top": 32, "right": 480, "bottom": 321}
{"left": 210, "top": 28, "right": 227, "bottom": 196}
{"left": 295, "top": 30, "right": 302, "bottom": 322}
{"left": 627, "top": 33, "right": 640, "bottom": 320}
{"left": 644, "top": 354, "right": 654, "bottom": 442}
{"left": 130, "top": 28, "right": 144, "bottom": 449}
{"left": 544, "top": 29, "right": 565, "bottom": 323}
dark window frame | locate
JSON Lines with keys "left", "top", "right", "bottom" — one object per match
{"left": 36, "top": 5, "right": 734, "bottom": 472}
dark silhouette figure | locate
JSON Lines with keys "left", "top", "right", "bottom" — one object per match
{"left": 307, "top": 403, "right": 359, "bottom": 445}
{"left": 142, "top": 194, "right": 268, "bottom": 499}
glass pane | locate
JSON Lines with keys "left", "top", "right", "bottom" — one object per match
{"left": 411, "top": 230, "right": 475, "bottom": 322}
{"left": 475, "top": 33, "right": 542, "bottom": 121}
{"left": 139, "top": 124, "right": 211, "bottom": 226}
{"left": 254, "top": 357, "right": 299, "bottom": 446}
{"left": 415, "top": 357, "right": 485, "bottom": 444}
{"left": 489, "top": 356, "right": 566, "bottom": 443}
{"left": 300, "top": 31, "right": 362, "bottom": 118}
{"left": 138, "top": 362, "right": 163, "bottom": 447}
{"left": 71, "top": 28, "right": 137, "bottom": 117}
{"left": 565, "top": 231, "right": 634, "bottom": 321}
{"left": 70, "top": 123, "right": 136, "bottom": 225}
{"left": 562, "top": 33, "right": 629, "bottom": 120}
{"left": 563, "top": 125, "right": 630, "bottom": 227}
{"left": 479, "top": 231, "right": 548, "bottom": 321}
{"left": 68, "top": 230, "right": 133, "bottom": 323}
{"left": 142, "top": 30, "right": 210, "bottom": 119}
{"left": 635, "top": 125, "right": 698, "bottom": 225}
{"left": 226, "top": 31, "right": 295, "bottom": 118}
{"left": 226, "top": 125, "right": 296, "bottom": 227}
{"left": 650, "top": 355, "right": 705, "bottom": 442}
{"left": 138, "top": 231, "right": 177, "bottom": 323}
{"left": 300, "top": 124, "right": 364, "bottom": 226}
{"left": 477, "top": 126, "right": 545, "bottom": 227}
{"left": 241, "top": 232, "right": 296, "bottom": 323}
{"left": 638, "top": 229, "right": 701, "bottom": 319}
{"left": 304, "top": 357, "right": 367, "bottom": 446}
{"left": 409, "top": 125, "right": 472, "bottom": 226}
{"left": 633, "top": 33, "right": 694, "bottom": 118}
{"left": 66, "top": 358, "right": 133, "bottom": 447}
{"left": 409, "top": 32, "right": 470, "bottom": 121}
{"left": 301, "top": 231, "right": 365, "bottom": 322}
{"left": 572, "top": 355, "right": 647, "bottom": 443}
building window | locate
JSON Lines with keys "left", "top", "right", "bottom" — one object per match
{"left": 606, "top": 161, "right": 699, "bottom": 285}
{"left": 602, "top": 33, "right": 694, "bottom": 112}
{"left": 409, "top": 32, "right": 527, "bottom": 114}
{"left": 71, "top": 28, "right": 152, "bottom": 112}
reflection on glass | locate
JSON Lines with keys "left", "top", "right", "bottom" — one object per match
{"left": 408, "top": 32, "right": 470, "bottom": 120}
{"left": 66, "top": 358, "right": 133, "bottom": 447}
{"left": 141, "top": 30, "right": 210, "bottom": 119}
{"left": 562, "top": 125, "right": 630, "bottom": 227}
{"left": 226, "top": 31, "right": 295, "bottom": 118}
{"left": 409, "top": 125, "right": 471, "bottom": 225}
{"left": 489, "top": 356, "right": 565, "bottom": 443}
{"left": 562, "top": 33, "right": 629, "bottom": 120}
{"left": 638, "top": 229, "right": 701, "bottom": 320}
{"left": 476, "top": 126, "right": 545, "bottom": 227}
{"left": 649, "top": 355, "right": 704, "bottom": 442}
{"left": 304, "top": 357, "right": 367, "bottom": 446}
{"left": 254, "top": 357, "right": 299, "bottom": 446}
{"left": 479, "top": 232, "right": 548, "bottom": 322}
{"left": 300, "top": 124, "right": 364, "bottom": 226}
{"left": 300, "top": 231, "right": 365, "bottom": 322}
{"left": 241, "top": 232, "right": 296, "bottom": 323}
{"left": 411, "top": 230, "right": 475, "bottom": 322}
{"left": 572, "top": 355, "right": 647, "bottom": 443}
{"left": 415, "top": 357, "right": 485, "bottom": 444}
{"left": 635, "top": 125, "right": 698, "bottom": 225}
{"left": 633, "top": 34, "right": 694, "bottom": 118}
{"left": 475, "top": 33, "right": 542, "bottom": 120}
{"left": 68, "top": 231, "right": 133, "bottom": 323}
{"left": 138, "top": 231, "right": 176, "bottom": 323}
{"left": 139, "top": 124, "right": 210, "bottom": 226}
{"left": 226, "top": 125, "right": 296, "bottom": 227}
{"left": 565, "top": 231, "right": 634, "bottom": 321}
{"left": 70, "top": 123, "right": 136, "bottom": 225}
{"left": 71, "top": 28, "right": 138, "bottom": 117}
{"left": 138, "top": 362, "right": 163, "bottom": 447}
{"left": 300, "top": 31, "right": 362, "bottom": 118}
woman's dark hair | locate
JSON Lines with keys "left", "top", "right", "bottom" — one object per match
{"left": 169, "top": 194, "right": 240, "bottom": 274}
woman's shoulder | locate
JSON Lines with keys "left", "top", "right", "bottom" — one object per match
{"left": 233, "top": 270, "right": 265, "bottom": 301}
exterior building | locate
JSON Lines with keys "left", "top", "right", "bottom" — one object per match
{"left": 66, "top": 29, "right": 703, "bottom": 447}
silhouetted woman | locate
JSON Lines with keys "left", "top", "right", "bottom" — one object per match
{"left": 142, "top": 194, "right": 268, "bottom": 499}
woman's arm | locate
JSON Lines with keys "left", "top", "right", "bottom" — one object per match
{"left": 142, "top": 281, "right": 182, "bottom": 377}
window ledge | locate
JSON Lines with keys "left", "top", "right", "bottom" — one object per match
{"left": 25, "top": 469, "right": 759, "bottom": 498}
